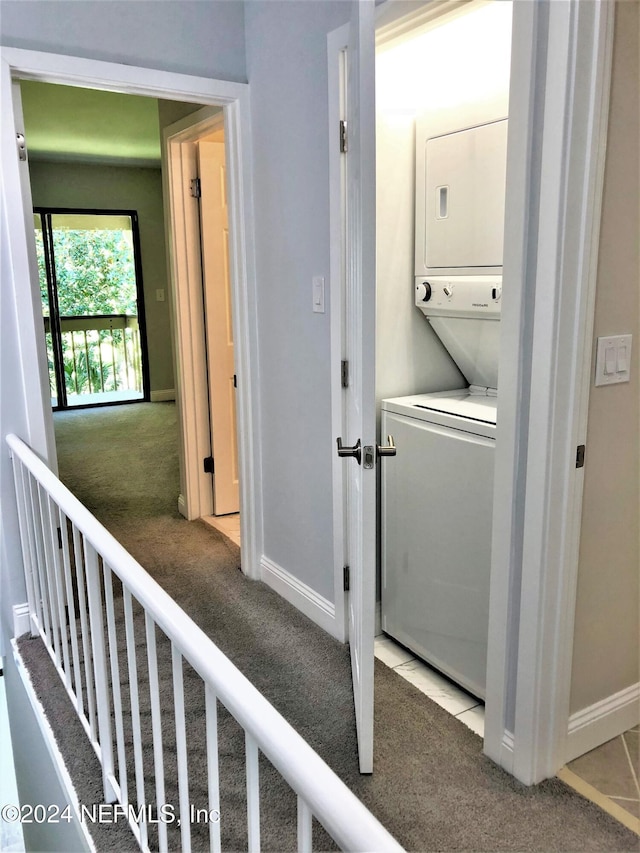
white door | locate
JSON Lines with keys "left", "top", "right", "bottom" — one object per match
{"left": 339, "top": 0, "right": 377, "bottom": 775}
{"left": 197, "top": 140, "right": 240, "bottom": 516}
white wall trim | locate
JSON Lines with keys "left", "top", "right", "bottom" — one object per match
{"left": 565, "top": 684, "right": 640, "bottom": 764}
{"left": 12, "top": 602, "right": 30, "bottom": 638}
{"left": 485, "top": 0, "right": 616, "bottom": 785}
{"left": 260, "top": 556, "right": 340, "bottom": 641}
{"left": 150, "top": 389, "right": 176, "bottom": 402}
{"left": 11, "top": 640, "right": 96, "bottom": 853}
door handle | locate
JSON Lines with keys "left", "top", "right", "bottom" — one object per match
{"left": 337, "top": 437, "right": 361, "bottom": 465}
{"left": 377, "top": 435, "right": 396, "bottom": 458}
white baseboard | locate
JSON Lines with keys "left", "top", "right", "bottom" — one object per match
{"left": 150, "top": 389, "right": 176, "bottom": 402}
{"left": 12, "top": 602, "right": 30, "bottom": 638}
{"left": 260, "top": 556, "right": 340, "bottom": 640}
{"left": 177, "top": 494, "right": 187, "bottom": 518}
{"left": 565, "top": 682, "right": 640, "bottom": 763}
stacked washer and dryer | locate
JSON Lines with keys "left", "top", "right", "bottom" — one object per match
{"left": 381, "top": 112, "right": 508, "bottom": 700}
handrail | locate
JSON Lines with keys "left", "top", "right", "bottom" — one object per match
{"left": 43, "top": 314, "right": 139, "bottom": 333}
{"left": 7, "top": 433, "right": 404, "bottom": 853}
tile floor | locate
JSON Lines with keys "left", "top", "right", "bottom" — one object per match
{"left": 374, "top": 633, "right": 485, "bottom": 736}
{"left": 202, "top": 512, "right": 241, "bottom": 548}
{"left": 566, "top": 727, "right": 640, "bottom": 823}
{"left": 376, "top": 632, "right": 639, "bottom": 836}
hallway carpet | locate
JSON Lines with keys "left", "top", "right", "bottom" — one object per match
{"left": 18, "top": 403, "right": 638, "bottom": 851}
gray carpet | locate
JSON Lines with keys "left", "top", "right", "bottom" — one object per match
{"left": 17, "top": 402, "right": 639, "bottom": 852}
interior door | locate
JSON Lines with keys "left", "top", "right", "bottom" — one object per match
{"left": 342, "top": 0, "right": 377, "bottom": 774}
{"left": 197, "top": 140, "right": 239, "bottom": 515}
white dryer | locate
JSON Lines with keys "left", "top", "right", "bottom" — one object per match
{"left": 381, "top": 278, "right": 501, "bottom": 699}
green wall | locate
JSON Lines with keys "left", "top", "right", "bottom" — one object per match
{"left": 28, "top": 160, "right": 175, "bottom": 395}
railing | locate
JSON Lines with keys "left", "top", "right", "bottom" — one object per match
{"left": 44, "top": 314, "right": 143, "bottom": 399}
{"left": 7, "top": 433, "right": 403, "bottom": 853}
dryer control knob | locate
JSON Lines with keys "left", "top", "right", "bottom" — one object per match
{"left": 416, "top": 281, "right": 432, "bottom": 302}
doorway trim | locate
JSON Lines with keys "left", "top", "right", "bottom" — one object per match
{"left": 1, "top": 47, "right": 263, "bottom": 577}
{"left": 162, "top": 107, "right": 224, "bottom": 525}
{"left": 484, "top": 0, "right": 615, "bottom": 784}
{"left": 329, "top": 0, "right": 615, "bottom": 785}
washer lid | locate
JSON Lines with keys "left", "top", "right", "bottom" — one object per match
{"left": 383, "top": 389, "right": 498, "bottom": 429}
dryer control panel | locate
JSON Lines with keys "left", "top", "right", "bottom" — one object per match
{"left": 415, "top": 276, "right": 502, "bottom": 319}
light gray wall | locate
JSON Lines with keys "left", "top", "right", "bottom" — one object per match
{"left": 570, "top": 0, "right": 639, "bottom": 714}
{"left": 0, "top": 1, "right": 246, "bottom": 82}
{"left": 244, "top": 0, "right": 351, "bottom": 601}
{"left": 29, "top": 160, "right": 175, "bottom": 394}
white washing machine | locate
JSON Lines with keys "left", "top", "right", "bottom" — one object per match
{"left": 381, "top": 389, "right": 496, "bottom": 699}
{"left": 381, "top": 278, "right": 501, "bottom": 699}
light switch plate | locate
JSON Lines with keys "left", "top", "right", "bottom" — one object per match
{"left": 594, "top": 334, "right": 632, "bottom": 386}
{"left": 312, "top": 276, "right": 325, "bottom": 314}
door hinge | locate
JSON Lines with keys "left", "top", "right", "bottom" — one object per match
{"left": 190, "top": 177, "right": 202, "bottom": 198}
{"left": 341, "top": 360, "right": 349, "bottom": 388}
{"left": 16, "top": 132, "right": 27, "bottom": 161}
{"left": 204, "top": 455, "right": 214, "bottom": 473}
{"left": 576, "top": 444, "right": 586, "bottom": 469}
{"left": 343, "top": 565, "right": 350, "bottom": 592}
{"left": 56, "top": 527, "right": 63, "bottom": 549}
{"left": 339, "top": 120, "right": 348, "bottom": 154}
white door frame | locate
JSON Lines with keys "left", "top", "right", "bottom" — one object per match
{"left": 162, "top": 107, "right": 224, "bottom": 524}
{"left": 485, "top": 0, "right": 614, "bottom": 784}
{"left": 329, "top": 0, "right": 614, "bottom": 785}
{"left": 0, "top": 47, "right": 263, "bottom": 578}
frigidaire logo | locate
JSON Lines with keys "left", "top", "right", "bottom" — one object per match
{"left": 472, "top": 302, "right": 489, "bottom": 308}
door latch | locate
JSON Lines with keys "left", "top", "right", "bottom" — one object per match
{"left": 336, "top": 437, "right": 361, "bottom": 465}
{"left": 363, "top": 446, "right": 375, "bottom": 469}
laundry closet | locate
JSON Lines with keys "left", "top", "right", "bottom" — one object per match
{"left": 376, "top": 1, "right": 513, "bottom": 700}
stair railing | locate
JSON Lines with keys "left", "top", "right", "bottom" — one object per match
{"left": 7, "top": 433, "right": 403, "bottom": 853}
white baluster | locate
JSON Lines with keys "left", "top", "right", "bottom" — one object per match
{"left": 29, "top": 478, "right": 51, "bottom": 641}
{"left": 74, "top": 528, "right": 97, "bottom": 741}
{"left": 85, "top": 540, "right": 117, "bottom": 803}
{"left": 172, "top": 644, "right": 191, "bottom": 853}
{"left": 205, "top": 685, "right": 222, "bottom": 853}
{"left": 124, "top": 589, "right": 148, "bottom": 851}
{"left": 38, "top": 485, "right": 61, "bottom": 666}
{"left": 46, "top": 498, "right": 72, "bottom": 687}
{"left": 297, "top": 796, "right": 312, "bottom": 853}
{"left": 245, "top": 732, "right": 260, "bottom": 853}
{"left": 145, "top": 612, "right": 168, "bottom": 853}
{"left": 103, "top": 563, "right": 128, "bottom": 807}
{"left": 59, "top": 510, "right": 84, "bottom": 716}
